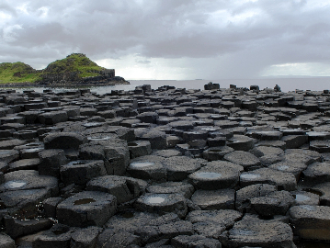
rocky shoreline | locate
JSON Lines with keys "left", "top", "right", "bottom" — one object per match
{"left": 0, "top": 76, "right": 130, "bottom": 88}
{"left": 0, "top": 82, "right": 330, "bottom": 247}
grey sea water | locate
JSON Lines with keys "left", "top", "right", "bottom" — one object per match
{"left": 6, "top": 77, "right": 330, "bottom": 94}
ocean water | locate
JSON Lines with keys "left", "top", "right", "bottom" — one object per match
{"left": 6, "top": 77, "right": 330, "bottom": 94}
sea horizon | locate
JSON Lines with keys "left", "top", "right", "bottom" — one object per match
{"left": 3, "top": 77, "right": 330, "bottom": 95}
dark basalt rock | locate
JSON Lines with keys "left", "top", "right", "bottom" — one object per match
{"left": 188, "top": 163, "right": 239, "bottom": 190}
{"left": 38, "top": 149, "right": 68, "bottom": 177}
{"left": 172, "top": 235, "right": 221, "bottom": 248}
{"left": 127, "top": 156, "right": 167, "bottom": 181}
{"left": 219, "top": 215, "right": 295, "bottom": 248}
{"left": 240, "top": 168, "right": 297, "bottom": 191}
{"left": 146, "top": 181, "right": 194, "bottom": 199}
{"left": 134, "top": 193, "right": 188, "bottom": 218}
{"left": 44, "top": 132, "right": 87, "bottom": 150}
{"left": 163, "top": 156, "right": 205, "bottom": 181}
{"left": 0, "top": 83, "right": 330, "bottom": 245}
{"left": 0, "top": 233, "right": 15, "bottom": 248}
{"left": 224, "top": 151, "right": 261, "bottom": 170}
{"left": 56, "top": 191, "right": 117, "bottom": 227}
{"left": 4, "top": 215, "right": 53, "bottom": 239}
{"left": 191, "top": 189, "right": 235, "bottom": 210}
{"left": 289, "top": 205, "right": 330, "bottom": 241}
{"left": 60, "top": 160, "right": 107, "bottom": 186}
{"left": 86, "top": 175, "right": 145, "bottom": 204}
{"left": 0, "top": 150, "right": 19, "bottom": 164}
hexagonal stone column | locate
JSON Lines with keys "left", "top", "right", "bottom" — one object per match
{"left": 163, "top": 156, "right": 204, "bottom": 181}
{"left": 289, "top": 205, "right": 330, "bottom": 241}
{"left": 224, "top": 151, "right": 261, "bottom": 171}
{"left": 32, "top": 224, "right": 74, "bottom": 248}
{"left": 38, "top": 149, "right": 68, "bottom": 178}
{"left": 60, "top": 160, "right": 107, "bottom": 185}
{"left": 127, "top": 156, "right": 166, "bottom": 181}
{"left": 86, "top": 175, "right": 145, "bottom": 204}
{"left": 203, "top": 146, "right": 234, "bottom": 161}
{"left": 240, "top": 168, "right": 297, "bottom": 191}
{"left": 302, "top": 162, "right": 330, "bottom": 185}
{"left": 0, "top": 170, "right": 58, "bottom": 217}
{"left": 146, "top": 182, "right": 195, "bottom": 199}
{"left": 220, "top": 215, "right": 295, "bottom": 247}
{"left": 0, "top": 233, "right": 15, "bottom": 248}
{"left": 57, "top": 191, "right": 117, "bottom": 227}
{"left": 171, "top": 235, "right": 222, "bottom": 248}
{"left": 38, "top": 110, "right": 68, "bottom": 125}
{"left": 191, "top": 189, "right": 235, "bottom": 210}
{"left": 128, "top": 140, "right": 152, "bottom": 159}
{"left": 188, "top": 162, "right": 240, "bottom": 190}
{"left": 134, "top": 193, "right": 187, "bottom": 218}
{"left": 0, "top": 150, "right": 19, "bottom": 163}
{"left": 44, "top": 132, "right": 87, "bottom": 150}
{"left": 226, "top": 135, "right": 255, "bottom": 151}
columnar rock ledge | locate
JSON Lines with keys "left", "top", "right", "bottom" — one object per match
{"left": 0, "top": 82, "right": 330, "bottom": 247}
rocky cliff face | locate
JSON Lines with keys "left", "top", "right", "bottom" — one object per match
{"left": 38, "top": 53, "right": 116, "bottom": 84}
{"left": 0, "top": 53, "right": 125, "bottom": 86}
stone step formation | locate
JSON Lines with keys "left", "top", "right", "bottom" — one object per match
{"left": 0, "top": 83, "right": 330, "bottom": 247}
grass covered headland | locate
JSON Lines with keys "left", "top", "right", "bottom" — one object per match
{"left": 0, "top": 53, "right": 123, "bottom": 86}
{"left": 0, "top": 62, "right": 41, "bottom": 84}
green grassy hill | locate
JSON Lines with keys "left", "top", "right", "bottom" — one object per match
{"left": 44, "top": 53, "right": 105, "bottom": 77}
{"left": 0, "top": 53, "right": 111, "bottom": 84}
{"left": 0, "top": 62, "right": 41, "bottom": 84}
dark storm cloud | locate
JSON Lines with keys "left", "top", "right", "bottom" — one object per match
{"left": 1, "top": 0, "right": 330, "bottom": 77}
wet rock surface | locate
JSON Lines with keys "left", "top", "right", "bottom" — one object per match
{"left": 0, "top": 84, "right": 330, "bottom": 247}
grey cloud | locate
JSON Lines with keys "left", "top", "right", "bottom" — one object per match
{"left": 0, "top": 2, "right": 16, "bottom": 15}
{"left": 1, "top": 0, "right": 330, "bottom": 78}
{"left": 9, "top": 22, "right": 71, "bottom": 47}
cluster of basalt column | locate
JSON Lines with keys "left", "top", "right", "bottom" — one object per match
{"left": 0, "top": 83, "right": 330, "bottom": 248}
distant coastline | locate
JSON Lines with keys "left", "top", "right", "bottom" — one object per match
{"left": 0, "top": 78, "right": 129, "bottom": 88}
{"left": 3, "top": 78, "right": 329, "bottom": 94}
{"left": 0, "top": 53, "right": 129, "bottom": 87}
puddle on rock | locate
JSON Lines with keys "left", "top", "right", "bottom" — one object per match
{"left": 229, "top": 138, "right": 241, "bottom": 143}
{"left": 74, "top": 198, "right": 96, "bottom": 205}
{"left": 300, "top": 205, "right": 317, "bottom": 211}
{"left": 83, "top": 122, "right": 103, "bottom": 128}
{"left": 277, "top": 165, "right": 290, "bottom": 171}
{"left": 145, "top": 195, "right": 167, "bottom": 204}
{"left": 201, "top": 127, "right": 218, "bottom": 132}
{"left": 130, "top": 161, "right": 154, "bottom": 168}
{"left": 4, "top": 180, "right": 27, "bottom": 189}
{"left": 259, "top": 131, "right": 278, "bottom": 135}
{"left": 306, "top": 132, "right": 329, "bottom": 137}
{"left": 88, "top": 136, "right": 111, "bottom": 141}
{"left": 240, "top": 173, "right": 261, "bottom": 180}
{"left": 313, "top": 144, "right": 329, "bottom": 148}
{"left": 25, "top": 148, "right": 43, "bottom": 153}
{"left": 295, "top": 194, "right": 310, "bottom": 202}
{"left": 68, "top": 160, "right": 85, "bottom": 166}
{"left": 25, "top": 143, "right": 41, "bottom": 147}
{"left": 195, "top": 171, "right": 222, "bottom": 179}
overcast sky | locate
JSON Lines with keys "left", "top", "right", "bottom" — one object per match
{"left": 1, "top": 0, "right": 330, "bottom": 80}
